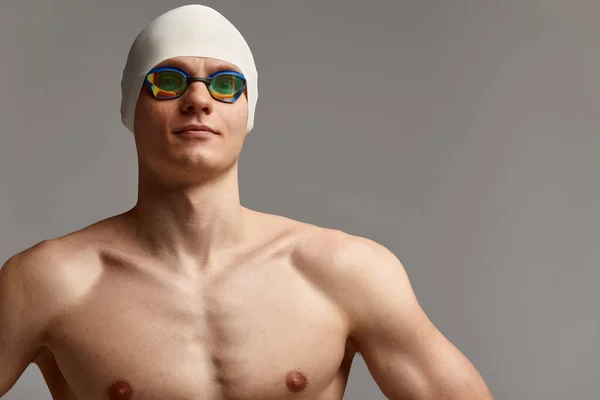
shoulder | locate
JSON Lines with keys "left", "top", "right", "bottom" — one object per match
{"left": 292, "top": 225, "right": 402, "bottom": 276}
{"left": 290, "top": 225, "right": 408, "bottom": 312}
{"left": 2, "top": 239, "right": 69, "bottom": 286}
{"left": 2, "top": 239, "right": 73, "bottom": 288}
{"left": 246, "top": 210, "right": 403, "bottom": 275}
{"left": 249, "top": 210, "right": 407, "bottom": 287}
{"left": 1, "top": 213, "right": 129, "bottom": 284}
{"left": 1, "top": 236, "right": 99, "bottom": 317}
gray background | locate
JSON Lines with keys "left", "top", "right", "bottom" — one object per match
{"left": 1, "top": 0, "right": 598, "bottom": 399}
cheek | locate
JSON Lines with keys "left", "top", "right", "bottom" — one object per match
{"left": 134, "top": 95, "right": 170, "bottom": 135}
{"left": 238, "top": 106, "right": 249, "bottom": 130}
{"left": 224, "top": 100, "right": 249, "bottom": 135}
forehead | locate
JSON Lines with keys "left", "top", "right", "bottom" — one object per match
{"left": 153, "top": 56, "right": 242, "bottom": 73}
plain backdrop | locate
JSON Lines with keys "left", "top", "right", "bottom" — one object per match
{"left": 1, "top": 1, "right": 599, "bottom": 399}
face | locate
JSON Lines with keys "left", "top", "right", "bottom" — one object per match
{"left": 133, "top": 56, "right": 249, "bottom": 184}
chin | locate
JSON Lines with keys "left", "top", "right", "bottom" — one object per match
{"left": 178, "top": 154, "right": 237, "bottom": 175}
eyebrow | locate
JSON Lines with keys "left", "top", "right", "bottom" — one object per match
{"left": 208, "top": 62, "right": 242, "bottom": 74}
{"left": 154, "top": 59, "right": 242, "bottom": 74}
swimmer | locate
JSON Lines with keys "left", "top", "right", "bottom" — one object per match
{"left": 0, "top": 5, "right": 493, "bottom": 400}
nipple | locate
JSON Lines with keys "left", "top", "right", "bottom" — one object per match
{"left": 108, "top": 380, "right": 132, "bottom": 400}
{"left": 285, "top": 371, "right": 307, "bottom": 393}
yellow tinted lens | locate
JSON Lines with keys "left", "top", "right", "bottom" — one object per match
{"left": 210, "top": 74, "right": 244, "bottom": 100}
{"left": 147, "top": 70, "right": 187, "bottom": 98}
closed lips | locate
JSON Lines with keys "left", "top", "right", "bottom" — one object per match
{"left": 175, "top": 124, "right": 218, "bottom": 134}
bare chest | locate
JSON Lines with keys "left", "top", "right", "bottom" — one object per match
{"left": 44, "top": 257, "right": 353, "bottom": 400}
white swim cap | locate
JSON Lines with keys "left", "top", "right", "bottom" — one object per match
{"left": 120, "top": 4, "right": 258, "bottom": 135}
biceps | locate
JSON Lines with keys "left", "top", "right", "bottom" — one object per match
{"left": 0, "top": 339, "right": 43, "bottom": 396}
{"left": 356, "top": 322, "right": 488, "bottom": 400}
{"left": 353, "top": 315, "right": 438, "bottom": 399}
{"left": 0, "top": 262, "right": 46, "bottom": 395}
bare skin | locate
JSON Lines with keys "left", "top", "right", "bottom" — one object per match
{"left": 4, "top": 210, "right": 356, "bottom": 400}
{"left": 0, "top": 56, "right": 493, "bottom": 400}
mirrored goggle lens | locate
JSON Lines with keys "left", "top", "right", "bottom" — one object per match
{"left": 146, "top": 70, "right": 187, "bottom": 99}
{"left": 146, "top": 70, "right": 246, "bottom": 101}
{"left": 210, "top": 74, "right": 246, "bottom": 101}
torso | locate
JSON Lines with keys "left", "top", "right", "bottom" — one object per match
{"left": 32, "top": 210, "right": 357, "bottom": 400}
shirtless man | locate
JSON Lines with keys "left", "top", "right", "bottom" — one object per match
{"left": 0, "top": 5, "right": 493, "bottom": 400}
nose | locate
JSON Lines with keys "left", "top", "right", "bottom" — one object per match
{"left": 180, "top": 80, "right": 212, "bottom": 115}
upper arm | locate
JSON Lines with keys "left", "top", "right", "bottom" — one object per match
{"left": 0, "top": 243, "right": 60, "bottom": 396}
{"left": 330, "top": 234, "right": 493, "bottom": 400}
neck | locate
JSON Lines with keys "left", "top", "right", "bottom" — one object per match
{"left": 128, "top": 165, "right": 248, "bottom": 267}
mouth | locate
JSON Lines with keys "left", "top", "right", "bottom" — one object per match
{"left": 174, "top": 124, "right": 219, "bottom": 136}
